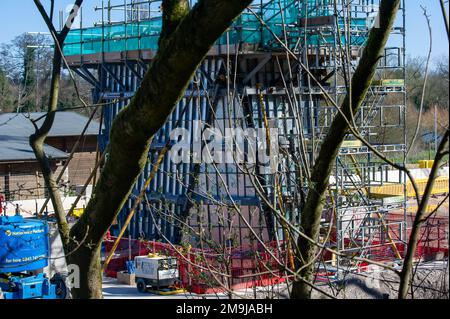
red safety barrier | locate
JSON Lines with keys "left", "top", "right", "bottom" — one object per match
{"left": 103, "top": 213, "right": 448, "bottom": 293}
{"left": 340, "top": 213, "right": 448, "bottom": 271}
{"left": 103, "top": 238, "right": 289, "bottom": 294}
{"left": 386, "top": 213, "right": 449, "bottom": 261}
{"left": 103, "top": 237, "right": 147, "bottom": 278}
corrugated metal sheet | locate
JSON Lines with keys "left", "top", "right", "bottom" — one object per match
{"left": 0, "top": 112, "right": 100, "bottom": 137}
{"left": 0, "top": 136, "right": 68, "bottom": 163}
{"left": 0, "top": 112, "right": 100, "bottom": 162}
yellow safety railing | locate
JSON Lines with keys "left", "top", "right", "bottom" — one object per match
{"left": 370, "top": 176, "right": 449, "bottom": 198}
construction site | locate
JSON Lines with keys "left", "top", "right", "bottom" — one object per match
{"left": 0, "top": 0, "right": 448, "bottom": 299}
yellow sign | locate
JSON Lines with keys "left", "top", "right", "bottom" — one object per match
{"left": 72, "top": 208, "right": 85, "bottom": 218}
{"left": 341, "top": 140, "right": 362, "bottom": 148}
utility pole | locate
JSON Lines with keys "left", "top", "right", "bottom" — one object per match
{"left": 434, "top": 104, "right": 438, "bottom": 155}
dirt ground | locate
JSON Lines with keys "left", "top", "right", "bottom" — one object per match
{"left": 425, "top": 194, "right": 449, "bottom": 218}
{"left": 246, "top": 261, "right": 449, "bottom": 299}
{"left": 309, "top": 262, "right": 449, "bottom": 299}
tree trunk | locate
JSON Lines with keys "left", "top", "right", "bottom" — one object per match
{"left": 291, "top": 0, "right": 400, "bottom": 299}
{"left": 67, "top": 0, "right": 252, "bottom": 299}
{"left": 398, "top": 131, "right": 449, "bottom": 299}
{"left": 30, "top": 0, "right": 84, "bottom": 252}
{"left": 67, "top": 244, "right": 103, "bottom": 299}
{"left": 30, "top": 45, "right": 70, "bottom": 249}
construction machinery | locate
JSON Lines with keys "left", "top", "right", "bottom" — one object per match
{"left": 134, "top": 254, "right": 184, "bottom": 295}
{"left": 0, "top": 215, "right": 67, "bottom": 299}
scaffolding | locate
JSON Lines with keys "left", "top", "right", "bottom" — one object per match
{"left": 63, "top": 0, "right": 407, "bottom": 276}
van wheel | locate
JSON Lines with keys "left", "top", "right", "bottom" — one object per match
{"left": 136, "top": 279, "right": 147, "bottom": 293}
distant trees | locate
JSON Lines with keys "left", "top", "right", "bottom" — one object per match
{"left": 405, "top": 55, "right": 449, "bottom": 156}
{"left": 0, "top": 33, "right": 90, "bottom": 114}
{"left": 407, "top": 55, "right": 449, "bottom": 111}
{"left": 22, "top": 46, "right": 38, "bottom": 112}
{"left": 373, "top": 54, "right": 449, "bottom": 156}
{"left": 0, "top": 67, "right": 14, "bottom": 112}
{"left": 0, "top": 33, "right": 50, "bottom": 112}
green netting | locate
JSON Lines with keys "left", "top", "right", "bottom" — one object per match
{"left": 64, "top": 19, "right": 162, "bottom": 56}
{"left": 301, "top": 0, "right": 331, "bottom": 16}
{"left": 63, "top": 0, "right": 372, "bottom": 56}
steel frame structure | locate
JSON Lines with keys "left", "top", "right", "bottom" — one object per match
{"left": 63, "top": 0, "right": 407, "bottom": 272}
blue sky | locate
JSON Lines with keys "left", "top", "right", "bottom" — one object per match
{"left": 0, "top": 0, "right": 448, "bottom": 62}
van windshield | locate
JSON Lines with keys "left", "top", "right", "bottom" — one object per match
{"left": 158, "top": 258, "right": 177, "bottom": 270}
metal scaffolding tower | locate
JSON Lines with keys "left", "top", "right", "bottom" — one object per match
{"left": 63, "top": 0, "right": 407, "bottom": 272}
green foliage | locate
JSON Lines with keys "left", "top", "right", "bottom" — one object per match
{"left": 0, "top": 33, "right": 91, "bottom": 114}
{"left": 0, "top": 67, "right": 14, "bottom": 112}
{"left": 407, "top": 55, "right": 449, "bottom": 111}
{"left": 21, "top": 47, "right": 37, "bottom": 112}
